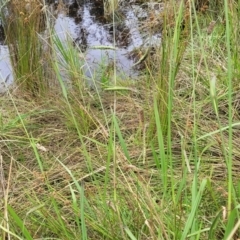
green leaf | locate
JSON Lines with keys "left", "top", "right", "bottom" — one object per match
{"left": 113, "top": 115, "right": 130, "bottom": 161}
{"left": 223, "top": 208, "right": 238, "bottom": 239}
{"left": 8, "top": 205, "right": 33, "bottom": 240}
{"left": 181, "top": 179, "right": 207, "bottom": 240}
{"left": 124, "top": 226, "right": 137, "bottom": 240}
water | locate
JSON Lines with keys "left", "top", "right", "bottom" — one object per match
{"left": 55, "top": 1, "right": 139, "bottom": 79}
{"left": 0, "top": 0, "right": 162, "bottom": 93}
{"left": 0, "top": 45, "right": 13, "bottom": 94}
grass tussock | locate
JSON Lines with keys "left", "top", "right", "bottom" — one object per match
{"left": 0, "top": 0, "right": 240, "bottom": 239}
{"left": 0, "top": 0, "right": 52, "bottom": 97}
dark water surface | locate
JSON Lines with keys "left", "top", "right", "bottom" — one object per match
{"left": 0, "top": 0, "right": 162, "bottom": 92}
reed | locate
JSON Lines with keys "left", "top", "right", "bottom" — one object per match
{"left": 0, "top": 0, "right": 50, "bottom": 97}
{"left": 52, "top": 34, "right": 100, "bottom": 135}
{"left": 148, "top": 0, "right": 187, "bottom": 141}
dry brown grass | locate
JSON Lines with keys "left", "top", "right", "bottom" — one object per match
{"left": 1, "top": 64, "right": 239, "bottom": 206}
{"left": 1, "top": 63, "right": 240, "bottom": 238}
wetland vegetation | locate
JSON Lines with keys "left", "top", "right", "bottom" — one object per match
{"left": 0, "top": 0, "right": 240, "bottom": 239}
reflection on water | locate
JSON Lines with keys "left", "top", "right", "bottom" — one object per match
{"left": 54, "top": 1, "right": 138, "bottom": 80}
{"left": 74, "top": 3, "right": 136, "bottom": 78}
{"left": 0, "top": 45, "right": 13, "bottom": 94}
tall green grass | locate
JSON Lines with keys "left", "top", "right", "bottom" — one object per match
{"left": 53, "top": 34, "right": 98, "bottom": 135}
{"left": 0, "top": 0, "right": 50, "bottom": 97}
{"left": 148, "top": 0, "right": 187, "bottom": 140}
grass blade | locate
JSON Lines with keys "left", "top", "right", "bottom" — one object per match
{"left": 7, "top": 205, "right": 33, "bottom": 240}
{"left": 181, "top": 179, "right": 207, "bottom": 240}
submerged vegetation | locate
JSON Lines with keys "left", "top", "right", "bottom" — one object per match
{"left": 0, "top": 0, "right": 240, "bottom": 239}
